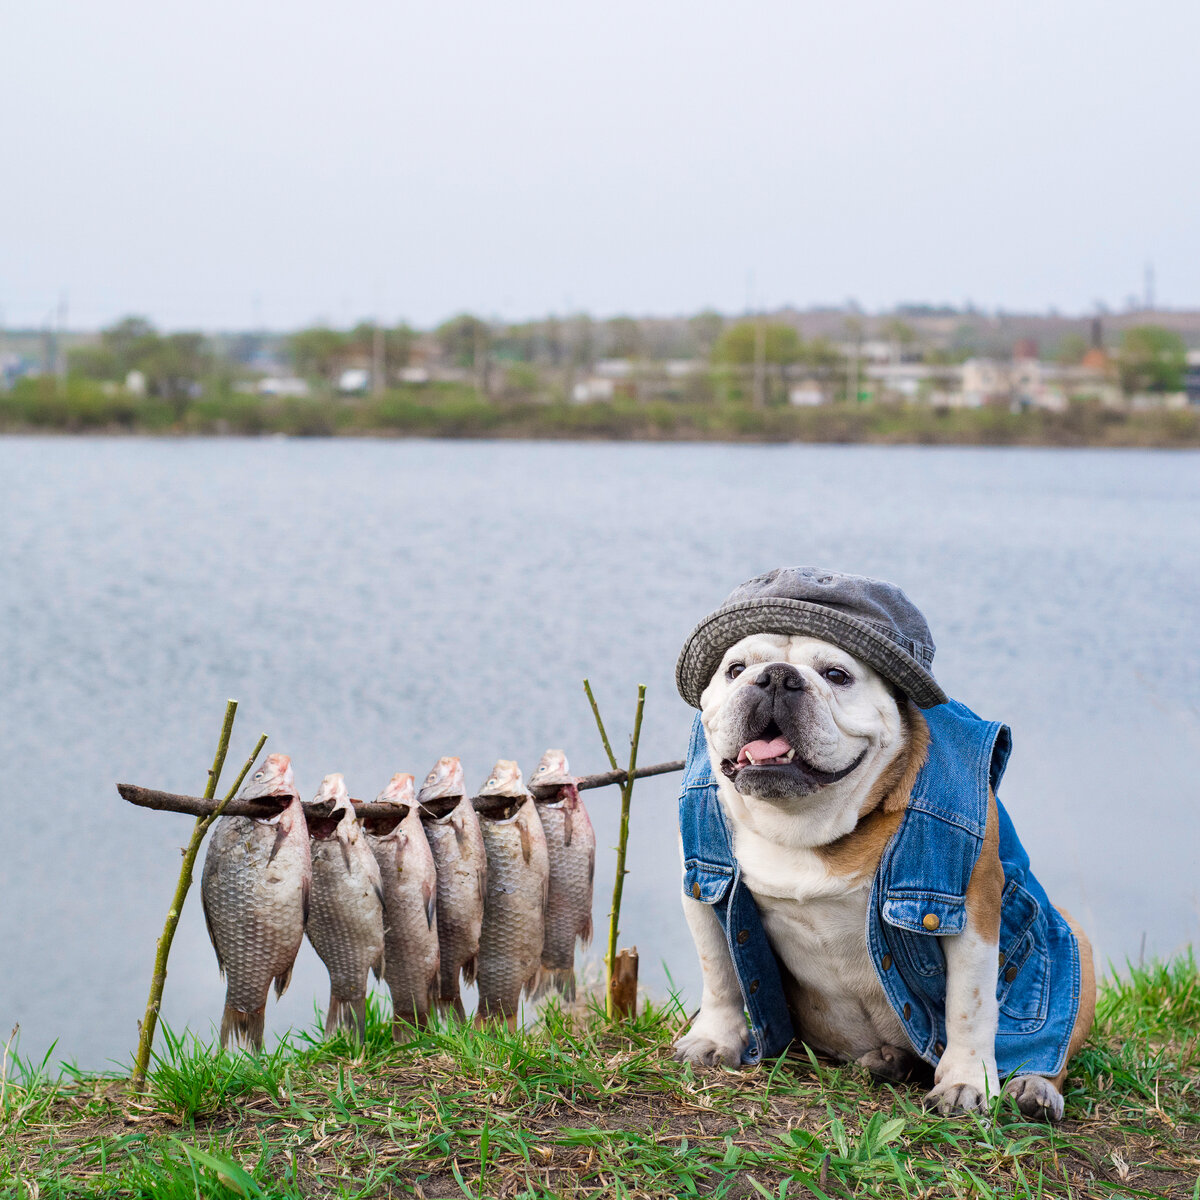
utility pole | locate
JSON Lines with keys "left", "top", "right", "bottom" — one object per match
{"left": 372, "top": 323, "right": 385, "bottom": 396}
{"left": 752, "top": 312, "right": 766, "bottom": 409}
{"left": 474, "top": 320, "right": 489, "bottom": 400}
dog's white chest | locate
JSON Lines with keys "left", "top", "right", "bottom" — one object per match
{"left": 735, "top": 833, "right": 909, "bottom": 1060}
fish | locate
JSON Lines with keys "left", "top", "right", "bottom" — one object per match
{"left": 200, "top": 752, "right": 312, "bottom": 1051}
{"left": 305, "top": 773, "right": 386, "bottom": 1040}
{"left": 417, "top": 756, "right": 486, "bottom": 1016}
{"left": 529, "top": 750, "right": 596, "bottom": 1001}
{"left": 474, "top": 760, "right": 550, "bottom": 1027}
{"left": 365, "top": 773, "right": 441, "bottom": 1032}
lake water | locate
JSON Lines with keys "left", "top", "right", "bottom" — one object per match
{"left": 2, "top": 436, "right": 1197, "bottom": 1071}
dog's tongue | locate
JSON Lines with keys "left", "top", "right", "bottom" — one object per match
{"left": 738, "top": 736, "right": 792, "bottom": 765}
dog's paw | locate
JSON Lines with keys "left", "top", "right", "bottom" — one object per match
{"left": 922, "top": 1078, "right": 990, "bottom": 1115}
{"left": 1003, "top": 1074, "right": 1064, "bottom": 1122}
{"left": 673, "top": 1013, "right": 748, "bottom": 1068}
{"left": 857, "top": 1044, "right": 924, "bottom": 1083}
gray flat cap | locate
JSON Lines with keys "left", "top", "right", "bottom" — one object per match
{"left": 675, "top": 566, "right": 949, "bottom": 710}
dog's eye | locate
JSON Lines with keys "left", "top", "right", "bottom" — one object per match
{"left": 823, "top": 667, "right": 852, "bottom": 686}
{"left": 727, "top": 662, "right": 746, "bottom": 680}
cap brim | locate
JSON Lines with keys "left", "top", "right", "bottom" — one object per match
{"left": 676, "top": 597, "right": 949, "bottom": 710}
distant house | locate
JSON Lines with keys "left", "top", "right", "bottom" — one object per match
{"left": 1186, "top": 351, "right": 1200, "bottom": 406}
{"left": 788, "top": 381, "right": 829, "bottom": 406}
{"left": 572, "top": 376, "right": 616, "bottom": 403}
{"left": 337, "top": 367, "right": 371, "bottom": 395}
{"left": 258, "top": 377, "right": 311, "bottom": 398}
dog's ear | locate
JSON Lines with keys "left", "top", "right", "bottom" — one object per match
{"left": 882, "top": 701, "right": 930, "bottom": 814}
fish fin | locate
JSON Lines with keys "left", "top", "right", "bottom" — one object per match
{"left": 436, "top": 995, "right": 466, "bottom": 1019}
{"left": 274, "top": 964, "right": 294, "bottom": 999}
{"left": 579, "top": 913, "right": 594, "bottom": 948}
{"left": 327, "top": 995, "right": 366, "bottom": 1041}
{"left": 532, "top": 967, "right": 577, "bottom": 1002}
{"left": 523, "top": 966, "right": 544, "bottom": 1001}
{"left": 563, "top": 805, "right": 573, "bottom": 847}
{"left": 339, "top": 838, "right": 353, "bottom": 875}
{"left": 374, "top": 882, "right": 386, "bottom": 912}
{"left": 267, "top": 820, "right": 290, "bottom": 865}
{"left": 200, "top": 892, "right": 225, "bottom": 979}
{"left": 220, "top": 1004, "right": 265, "bottom": 1051}
{"left": 518, "top": 820, "right": 532, "bottom": 865}
{"left": 460, "top": 954, "right": 477, "bottom": 987}
{"left": 587, "top": 844, "right": 595, "bottom": 888}
{"left": 301, "top": 875, "right": 311, "bottom": 929}
{"left": 422, "top": 879, "right": 437, "bottom": 930}
{"left": 373, "top": 947, "right": 385, "bottom": 981}
{"left": 451, "top": 811, "right": 466, "bottom": 849}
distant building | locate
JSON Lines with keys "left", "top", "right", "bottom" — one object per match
{"left": 1185, "top": 351, "right": 1200, "bottom": 406}
{"left": 257, "top": 377, "right": 310, "bottom": 398}
{"left": 788, "top": 381, "right": 829, "bottom": 406}
{"left": 337, "top": 367, "right": 370, "bottom": 395}
{"left": 572, "top": 376, "right": 616, "bottom": 403}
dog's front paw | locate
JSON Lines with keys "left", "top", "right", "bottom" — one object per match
{"left": 1003, "top": 1074, "right": 1064, "bottom": 1122}
{"left": 673, "top": 1011, "right": 749, "bottom": 1068}
{"left": 923, "top": 1051, "right": 999, "bottom": 1116}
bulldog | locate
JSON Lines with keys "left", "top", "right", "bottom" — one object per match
{"left": 672, "top": 569, "right": 1095, "bottom": 1120}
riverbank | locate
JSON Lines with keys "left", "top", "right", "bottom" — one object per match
{"left": 3, "top": 379, "right": 1199, "bottom": 446}
{"left": 3, "top": 954, "right": 1196, "bottom": 1198}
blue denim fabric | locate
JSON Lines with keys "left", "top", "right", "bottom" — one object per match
{"left": 679, "top": 701, "right": 1082, "bottom": 1076}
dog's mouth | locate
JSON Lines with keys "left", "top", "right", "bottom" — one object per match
{"left": 721, "top": 721, "right": 866, "bottom": 787}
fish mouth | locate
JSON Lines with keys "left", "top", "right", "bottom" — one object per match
{"left": 721, "top": 723, "right": 867, "bottom": 790}
{"left": 417, "top": 793, "right": 463, "bottom": 821}
{"left": 363, "top": 804, "right": 408, "bottom": 837}
{"left": 471, "top": 794, "right": 527, "bottom": 821}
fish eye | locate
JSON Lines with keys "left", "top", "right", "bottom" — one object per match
{"left": 253, "top": 771, "right": 264, "bottom": 781}
{"left": 727, "top": 662, "right": 746, "bottom": 680}
{"left": 486, "top": 778, "right": 497, "bottom": 787}
{"left": 823, "top": 667, "right": 852, "bottom": 686}
{"left": 537, "top": 765, "right": 547, "bottom": 773}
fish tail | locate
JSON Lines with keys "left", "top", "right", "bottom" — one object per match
{"left": 532, "top": 967, "right": 577, "bottom": 1002}
{"left": 435, "top": 995, "right": 467, "bottom": 1020}
{"left": 273, "top": 964, "right": 294, "bottom": 999}
{"left": 326, "top": 995, "right": 366, "bottom": 1041}
{"left": 220, "top": 1005, "right": 265, "bottom": 1051}
{"left": 579, "top": 915, "right": 593, "bottom": 948}
{"left": 460, "top": 954, "right": 477, "bottom": 986}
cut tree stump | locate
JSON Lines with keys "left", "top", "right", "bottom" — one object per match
{"left": 609, "top": 947, "right": 639, "bottom": 1020}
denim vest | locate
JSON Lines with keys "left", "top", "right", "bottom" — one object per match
{"left": 679, "top": 700, "right": 1082, "bottom": 1077}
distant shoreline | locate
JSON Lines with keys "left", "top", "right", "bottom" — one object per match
{"left": 2, "top": 382, "right": 1198, "bottom": 449}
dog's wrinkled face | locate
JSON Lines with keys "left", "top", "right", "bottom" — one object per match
{"left": 701, "top": 634, "right": 906, "bottom": 844}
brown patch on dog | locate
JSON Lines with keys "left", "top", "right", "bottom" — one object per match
{"left": 815, "top": 702, "right": 929, "bottom": 881}
{"left": 964, "top": 789, "right": 1003, "bottom": 944}
{"left": 1051, "top": 907, "right": 1097, "bottom": 1090}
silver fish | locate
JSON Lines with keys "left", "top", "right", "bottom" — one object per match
{"left": 366, "top": 773, "right": 440, "bottom": 1032}
{"left": 305, "top": 773, "right": 385, "bottom": 1040}
{"left": 417, "top": 756, "right": 486, "bottom": 1016}
{"left": 201, "top": 753, "right": 311, "bottom": 1050}
{"left": 530, "top": 750, "right": 595, "bottom": 1000}
{"left": 474, "top": 760, "right": 549, "bottom": 1027}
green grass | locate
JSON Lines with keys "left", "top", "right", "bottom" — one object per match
{"left": 2, "top": 955, "right": 1197, "bottom": 1198}
{"left": 3, "top": 377, "right": 1199, "bottom": 446}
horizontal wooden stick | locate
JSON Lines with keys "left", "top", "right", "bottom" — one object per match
{"left": 117, "top": 759, "right": 685, "bottom": 821}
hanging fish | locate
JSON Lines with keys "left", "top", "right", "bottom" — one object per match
{"left": 417, "top": 757, "right": 486, "bottom": 1016}
{"left": 530, "top": 749, "right": 595, "bottom": 1000}
{"left": 305, "top": 773, "right": 385, "bottom": 1040}
{"left": 366, "top": 773, "right": 441, "bottom": 1032}
{"left": 201, "top": 753, "right": 311, "bottom": 1050}
{"left": 474, "top": 760, "right": 550, "bottom": 1027}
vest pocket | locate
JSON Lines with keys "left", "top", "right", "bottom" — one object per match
{"left": 996, "top": 879, "right": 1050, "bottom": 1030}
{"left": 683, "top": 859, "right": 734, "bottom": 905}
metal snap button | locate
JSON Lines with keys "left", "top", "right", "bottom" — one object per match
{"left": 922, "top": 913, "right": 940, "bottom": 931}
{"left": 1005, "top": 965, "right": 1018, "bottom": 983}
{"left": 881, "top": 954, "right": 893, "bottom": 971}
{"left": 736, "top": 929, "right": 750, "bottom": 945}
{"left": 935, "top": 1042, "right": 945, "bottom": 1056}
{"left": 692, "top": 882, "right": 702, "bottom": 899}
{"left": 748, "top": 980, "right": 759, "bottom": 994}
{"left": 903, "top": 1003, "right": 911, "bottom": 1020}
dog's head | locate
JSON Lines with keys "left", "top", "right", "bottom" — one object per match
{"left": 701, "top": 632, "right": 921, "bottom": 846}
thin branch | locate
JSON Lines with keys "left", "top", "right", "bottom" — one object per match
{"left": 583, "top": 678, "right": 620, "bottom": 772}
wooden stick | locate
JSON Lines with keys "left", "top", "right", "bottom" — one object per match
{"left": 609, "top": 947, "right": 639, "bottom": 1020}
{"left": 117, "top": 759, "right": 685, "bottom": 821}
{"left": 605, "top": 684, "right": 645, "bottom": 1020}
{"left": 130, "top": 705, "right": 267, "bottom": 1089}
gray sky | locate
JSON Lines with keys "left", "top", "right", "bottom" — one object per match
{"left": 3, "top": 0, "right": 1197, "bottom": 331}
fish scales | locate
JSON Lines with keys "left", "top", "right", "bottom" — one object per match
{"left": 367, "top": 774, "right": 441, "bottom": 1032}
{"left": 201, "top": 753, "right": 311, "bottom": 1050}
{"left": 306, "top": 774, "right": 385, "bottom": 1040}
{"left": 474, "top": 760, "right": 550, "bottom": 1026}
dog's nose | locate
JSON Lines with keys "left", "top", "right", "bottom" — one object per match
{"left": 753, "top": 663, "right": 806, "bottom": 692}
